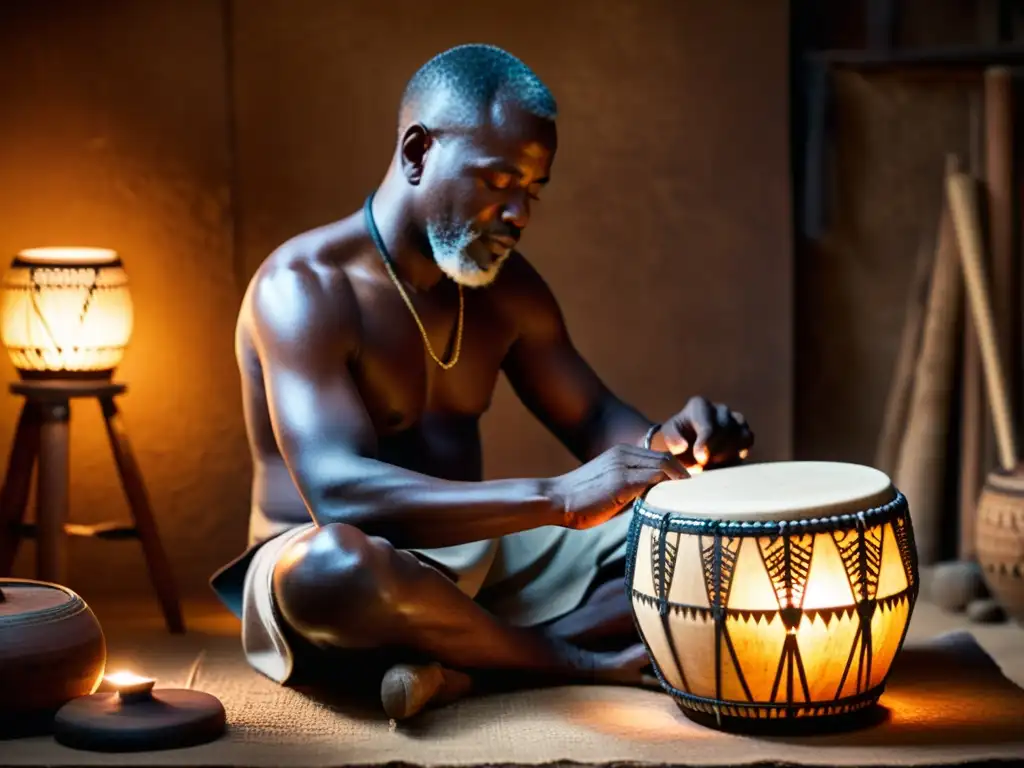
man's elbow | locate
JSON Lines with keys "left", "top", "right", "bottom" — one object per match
{"left": 291, "top": 452, "right": 376, "bottom": 526}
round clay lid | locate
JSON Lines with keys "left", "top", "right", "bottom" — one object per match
{"left": 0, "top": 579, "right": 78, "bottom": 623}
{"left": 642, "top": 461, "right": 897, "bottom": 522}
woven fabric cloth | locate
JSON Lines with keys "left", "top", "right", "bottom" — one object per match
{"left": 4, "top": 609, "right": 1024, "bottom": 766}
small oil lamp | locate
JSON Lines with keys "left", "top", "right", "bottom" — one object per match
{"left": 103, "top": 670, "right": 157, "bottom": 701}
{"left": 53, "top": 669, "right": 226, "bottom": 752}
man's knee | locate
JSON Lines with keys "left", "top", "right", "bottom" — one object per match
{"left": 272, "top": 523, "right": 412, "bottom": 647}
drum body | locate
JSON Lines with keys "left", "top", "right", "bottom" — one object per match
{"left": 626, "top": 461, "right": 919, "bottom": 729}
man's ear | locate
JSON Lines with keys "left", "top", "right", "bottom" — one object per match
{"left": 400, "top": 124, "right": 431, "bottom": 185}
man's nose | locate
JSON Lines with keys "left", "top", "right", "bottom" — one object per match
{"left": 501, "top": 192, "right": 530, "bottom": 230}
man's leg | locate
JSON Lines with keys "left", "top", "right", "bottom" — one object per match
{"left": 544, "top": 572, "right": 638, "bottom": 649}
{"left": 272, "top": 524, "right": 651, "bottom": 717}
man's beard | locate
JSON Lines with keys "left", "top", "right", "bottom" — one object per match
{"left": 426, "top": 218, "right": 511, "bottom": 288}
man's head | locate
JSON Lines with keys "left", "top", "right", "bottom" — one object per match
{"left": 393, "top": 44, "right": 557, "bottom": 287}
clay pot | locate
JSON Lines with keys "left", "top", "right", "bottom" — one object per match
{"left": 975, "top": 468, "right": 1024, "bottom": 624}
{"left": 0, "top": 579, "right": 106, "bottom": 719}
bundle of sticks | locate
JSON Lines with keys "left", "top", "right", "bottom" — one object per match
{"left": 875, "top": 67, "right": 1020, "bottom": 619}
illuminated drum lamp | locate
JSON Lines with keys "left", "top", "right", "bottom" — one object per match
{"left": 0, "top": 247, "right": 183, "bottom": 635}
{"left": 0, "top": 247, "right": 133, "bottom": 380}
{"left": 628, "top": 461, "right": 920, "bottom": 734}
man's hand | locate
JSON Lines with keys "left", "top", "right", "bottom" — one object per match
{"left": 660, "top": 396, "right": 754, "bottom": 469}
{"left": 547, "top": 444, "right": 688, "bottom": 530}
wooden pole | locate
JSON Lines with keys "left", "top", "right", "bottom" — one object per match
{"left": 894, "top": 155, "right": 965, "bottom": 565}
{"left": 874, "top": 234, "right": 935, "bottom": 475}
{"left": 35, "top": 401, "right": 70, "bottom": 586}
{"left": 959, "top": 93, "right": 987, "bottom": 561}
{"left": 947, "top": 170, "right": 1020, "bottom": 472}
{"left": 984, "top": 66, "right": 1019, "bottom": 454}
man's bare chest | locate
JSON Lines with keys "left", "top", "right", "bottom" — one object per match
{"left": 352, "top": 291, "right": 516, "bottom": 435}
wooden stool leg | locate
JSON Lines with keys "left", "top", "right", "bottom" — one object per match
{"left": 0, "top": 402, "right": 41, "bottom": 575}
{"left": 36, "top": 400, "right": 70, "bottom": 585}
{"left": 100, "top": 395, "right": 185, "bottom": 634}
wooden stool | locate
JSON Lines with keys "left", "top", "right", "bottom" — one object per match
{"left": 0, "top": 380, "right": 184, "bottom": 634}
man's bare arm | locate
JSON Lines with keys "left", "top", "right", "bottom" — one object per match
{"left": 251, "top": 261, "right": 567, "bottom": 549}
{"left": 500, "top": 255, "right": 662, "bottom": 461}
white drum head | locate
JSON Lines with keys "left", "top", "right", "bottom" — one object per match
{"left": 642, "top": 461, "right": 896, "bottom": 522}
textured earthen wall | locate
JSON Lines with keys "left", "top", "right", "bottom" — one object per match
{"left": 796, "top": 71, "right": 976, "bottom": 464}
{"left": 0, "top": 0, "right": 250, "bottom": 600}
{"left": 0, "top": 0, "right": 792, "bottom": 600}
{"left": 231, "top": 0, "right": 794, "bottom": 483}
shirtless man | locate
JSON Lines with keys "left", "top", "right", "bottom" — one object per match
{"left": 211, "top": 44, "right": 753, "bottom": 720}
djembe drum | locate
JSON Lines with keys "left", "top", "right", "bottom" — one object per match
{"left": 626, "top": 461, "right": 919, "bottom": 732}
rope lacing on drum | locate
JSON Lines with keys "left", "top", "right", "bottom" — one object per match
{"left": 655, "top": 510, "right": 673, "bottom": 611}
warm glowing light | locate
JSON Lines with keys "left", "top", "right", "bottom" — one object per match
{"left": 18, "top": 247, "right": 119, "bottom": 265}
{"left": 104, "top": 670, "right": 155, "bottom": 695}
{"left": 629, "top": 461, "right": 919, "bottom": 726}
{"left": 0, "top": 247, "right": 133, "bottom": 377}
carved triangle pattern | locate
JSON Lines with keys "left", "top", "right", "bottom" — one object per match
{"left": 750, "top": 532, "right": 814, "bottom": 705}
{"left": 832, "top": 523, "right": 883, "bottom": 602}
{"left": 671, "top": 604, "right": 712, "bottom": 621}
{"left": 650, "top": 521, "right": 679, "bottom": 602}
{"left": 732, "top": 609, "right": 779, "bottom": 625}
{"left": 645, "top": 518, "right": 692, "bottom": 693}
{"left": 877, "top": 592, "right": 908, "bottom": 612}
{"left": 650, "top": 525, "right": 665, "bottom": 600}
{"left": 700, "top": 535, "right": 741, "bottom": 607}
{"left": 834, "top": 611, "right": 874, "bottom": 699}
{"left": 697, "top": 535, "right": 754, "bottom": 702}
{"left": 757, "top": 532, "right": 814, "bottom": 610}
{"left": 984, "top": 561, "right": 1024, "bottom": 578}
{"left": 828, "top": 520, "right": 885, "bottom": 699}
{"left": 631, "top": 585, "right": 911, "bottom": 625}
{"left": 804, "top": 605, "right": 857, "bottom": 625}
{"left": 31, "top": 271, "right": 101, "bottom": 337}
{"left": 636, "top": 512, "right": 915, "bottom": 714}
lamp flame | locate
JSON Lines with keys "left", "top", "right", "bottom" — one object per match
{"left": 104, "top": 670, "right": 156, "bottom": 699}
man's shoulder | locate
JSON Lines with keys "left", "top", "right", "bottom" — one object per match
{"left": 243, "top": 219, "right": 364, "bottom": 346}
{"left": 490, "top": 251, "right": 562, "bottom": 320}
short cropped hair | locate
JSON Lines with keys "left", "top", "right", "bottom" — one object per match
{"left": 399, "top": 44, "right": 557, "bottom": 130}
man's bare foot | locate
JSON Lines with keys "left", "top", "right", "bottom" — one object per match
{"left": 380, "top": 663, "right": 474, "bottom": 720}
{"left": 381, "top": 644, "right": 660, "bottom": 720}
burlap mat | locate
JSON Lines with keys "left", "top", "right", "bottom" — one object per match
{"left": 2, "top": 620, "right": 1023, "bottom": 767}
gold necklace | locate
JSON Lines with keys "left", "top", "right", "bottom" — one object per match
{"left": 379, "top": 255, "right": 464, "bottom": 370}
{"left": 364, "top": 193, "right": 463, "bottom": 370}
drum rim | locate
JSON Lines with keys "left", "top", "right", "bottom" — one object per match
{"left": 639, "top": 461, "right": 897, "bottom": 522}
{"left": 635, "top": 490, "right": 909, "bottom": 536}
{"left": 650, "top": 660, "right": 887, "bottom": 717}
